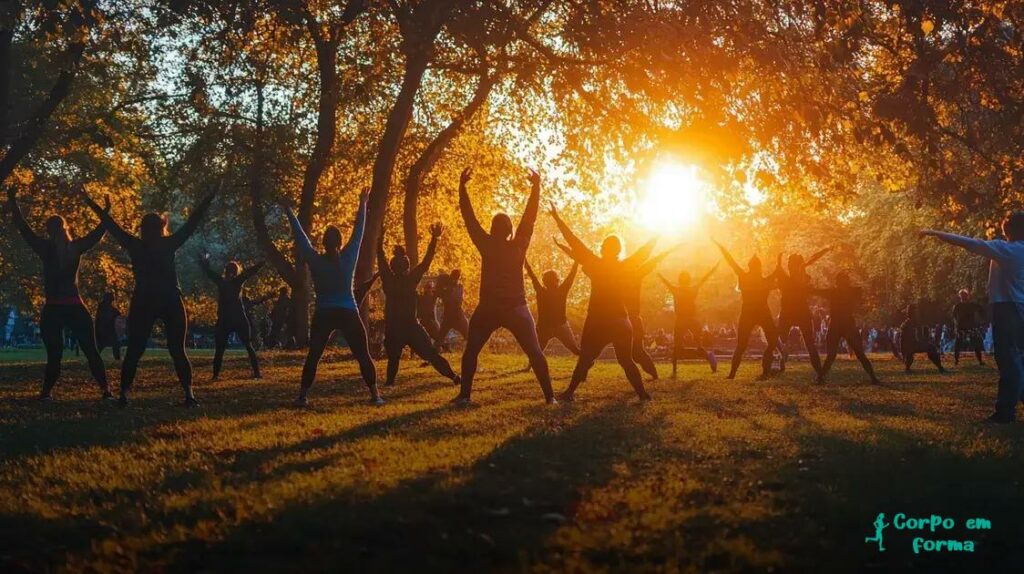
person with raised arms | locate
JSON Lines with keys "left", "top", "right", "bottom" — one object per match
{"left": 713, "top": 240, "right": 782, "bottom": 381}
{"left": 280, "top": 190, "right": 379, "bottom": 407}
{"left": 659, "top": 262, "right": 720, "bottom": 376}
{"left": 7, "top": 185, "right": 111, "bottom": 400}
{"left": 198, "top": 254, "right": 264, "bottom": 381}
{"left": 549, "top": 205, "right": 653, "bottom": 402}
{"left": 922, "top": 214, "right": 1024, "bottom": 423}
{"left": 814, "top": 271, "right": 882, "bottom": 385}
{"left": 624, "top": 244, "right": 677, "bottom": 381}
{"left": 78, "top": 185, "right": 216, "bottom": 407}
{"left": 452, "top": 167, "right": 554, "bottom": 405}
{"left": 434, "top": 269, "right": 469, "bottom": 349}
{"left": 775, "top": 248, "right": 831, "bottom": 376}
{"left": 377, "top": 222, "right": 460, "bottom": 387}
{"left": 525, "top": 259, "right": 581, "bottom": 358}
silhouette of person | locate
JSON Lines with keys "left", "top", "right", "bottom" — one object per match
{"left": 776, "top": 248, "right": 831, "bottom": 376}
{"left": 435, "top": 269, "right": 470, "bottom": 349}
{"left": 714, "top": 240, "right": 781, "bottom": 380}
{"left": 549, "top": 205, "right": 652, "bottom": 402}
{"left": 266, "top": 287, "right": 291, "bottom": 348}
{"left": 864, "top": 512, "right": 888, "bottom": 552}
{"left": 281, "top": 190, "right": 379, "bottom": 406}
{"left": 922, "top": 220, "right": 1024, "bottom": 423}
{"left": 525, "top": 260, "right": 581, "bottom": 357}
{"left": 7, "top": 186, "right": 111, "bottom": 399}
{"left": 624, "top": 243, "right": 676, "bottom": 381}
{"left": 198, "top": 254, "right": 264, "bottom": 380}
{"left": 416, "top": 281, "right": 440, "bottom": 341}
{"left": 95, "top": 292, "right": 122, "bottom": 361}
{"left": 814, "top": 272, "right": 882, "bottom": 385}
{"left": 952, "top": 288, "right": 986, "bottom": 366}
{"left": 659, "top": 263, "right": 719, "bottom": 376}
{"left": 79, "top": 186, "right": 216, "bottom": 407}
{"left": 452, "top": 167, "right": 554, "bottom": 404}
{"left": 899, "top": 304, "right": 947, "bottom": 374}
{"left": 377, "top": 223, "right": 460, "bottom": 387}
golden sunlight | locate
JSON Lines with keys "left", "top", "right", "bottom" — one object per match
{"left": 635, "top": 162, "right": 709, "bottom": 233}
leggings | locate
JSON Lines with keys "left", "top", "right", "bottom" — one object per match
{"left": 213, "top": 315, "right": 261, "bottom": 379}
{"left": 672, "top": 317, "right": 714, "bottom": 374}
{"left": 385, "top": 322, "right": 457, "bottom": 385}
{"left": 728, "top": 305, "right": 779, "bottom": 378}
{"left": 537, "top": 321, "right": 581, "bottom": 355}
{"left": 901, "top": 341, "right": 944, "bottom": 372}
{"left": 563, "top": 315, "right": 648, "bottom": 399}
{"left": 459, "top": 303, "right": 553, "bottom": 400}
{"left": 820, "top": 323, "right": 879, "bottom": 382}
{"left": 954, "top": 329, "right": 984, "bottom": 365}
{"left": 629, "top": 313, "right": 658, "bottom": 380}
{"left": 121, "top": 293, "right": 193, "bottom": 400}
{"left": 301, "top": 307, "right": 377, "bottom": 398}
{"left": 96, "top": 329, "right": 121, "bottom": 361}
{"left": 39, "top": 304, "right": 109, "bottom": 396}
{"left": 777, "top": 312, "right": 822, "bottom": 375}
{"left": 436, "top": 311, "right": 469, "bottom": 348}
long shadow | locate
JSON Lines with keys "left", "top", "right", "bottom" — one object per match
{"left": 160, "top": 403, "right": 664, "bottom": 573}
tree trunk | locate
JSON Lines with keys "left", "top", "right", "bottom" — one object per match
{"left": 356, "top": 48, "right": 433, "bottom": 285}
{"left": 402, "top": 73, "right": 496, "bottom": 264}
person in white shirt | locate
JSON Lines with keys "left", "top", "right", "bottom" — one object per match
{"left": 922, "top": 211, "right": 1024, "bottom": 423}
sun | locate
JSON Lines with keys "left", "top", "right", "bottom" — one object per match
{"left": 635, "top": 162, "right": 709, "bottom": 234}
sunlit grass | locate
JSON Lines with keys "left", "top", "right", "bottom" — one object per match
{"left": 0, "top": 350, "right": 1021, "bottom": 572}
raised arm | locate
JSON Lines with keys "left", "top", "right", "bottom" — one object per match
{"left": 6, "top": 188, "right": 46, "bottom": 255}
{"left": 549, "top": 203, "right": 597, "bottom": 265}
{"left": 920, "top": 230, "right": 1011, "bottom": 261}
{"left": 514, "top": 169, "right": 541, "bottom": 246}
{"left": 458, "top": 168, "right": 488, "bottom": 248}
{"left": 805, "top": 246, "right": 832, "bottom": 266}
{"left": 341, "top": 189, "right": 368, "bottom": 257}
{"left": 625, "top": 238, "right": 658, "bottom": 267}
{"left": 75, "top": 215, "right": 107, "bottom": 252}
{"left": 524, "top": 260, "right": 542, "bottom": 292}
{"left": 283, "top": 205, "right": 317, "bottom": 262}
{"left": 375, "top": 230, "right": 392, "bottom": 281}
{"left": 413, "top": 223, "right": 442, "bottom": 281}
{"left": 637, "top": 245, "right": 675, "bottom": 277}
{"left": 562, "top": 261, "right": 579, "bottom": 292}
{"left": 170, "top": 188, "right": 217, "bottom": 249}
{"left": 197, "top": 254, "right": 221, "bottom": 284}
{"left": 657, "top": 272, "right": 676, "bottom": 292}
{"left": 696, "top": 262, "right": 721, "bottom": 290}
{"left": 712, "top": 239, "right": 743, "bottom": 276}
{"left": 77, "top": 188, "right": 135, "bottom": 247}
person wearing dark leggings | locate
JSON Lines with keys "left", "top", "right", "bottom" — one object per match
{"left": 198, "top": 254, "right": 264, "bottom": 380}
{"left": 714, "top": 240, "right": 782, "bottom": 380}
{"left": 416, "top": 282, "right": 441, "bottom": 341}
{"left": 435, "top": 269, "right": 469, "bottom": 349}
{"left": 377, "top": 223, "right": 460, "bottom": 387}
{"left": 624, "top": 243, "right": 675, "bottom": 381}
{"left": 952, "top": 289, "right": 986, "bottom": 366}
{"left": 282, "top": 190, "right": 379, "bottom": 406}
{"left": 775, "top": 248, "right": 830, "bottom": 376}
{"left": 525, "top": 260, "right": 581, "bottom": 356}
{"left": 7, "top": 187, "right": 111, "bottom": 399}
{"left": 659, "top": 263, "right": 719, "bottom": 376}
{"left": 550, "top": 206, "right": 652, "bottom": 402}
{"left": 95, "top": 292, "right": 122, "bottom": 361}
{"left": 452, "top": 167, "right": 554, "bottom": 404}
{"left": 79, "top": 187, "right": 216, "bottom": 407}
{"left": 266, "top": 287, "right": 291, "bottom": 348}
{"left": 898, "top": 304, "right": 947, "bottom": 374}
{"left": 815, "top": 272, "right": 882, "bottom": 385}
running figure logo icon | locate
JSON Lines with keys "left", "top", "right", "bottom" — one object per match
{"left": 865, "top": 513, "right": 889, "bottom": 552}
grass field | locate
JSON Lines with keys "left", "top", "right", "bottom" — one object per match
{"left": 1, "top": 348, "right": 1021, "bottom": 573}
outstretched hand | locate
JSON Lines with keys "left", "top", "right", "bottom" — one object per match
{"left": 547, "top": 201, "right": 560, "bottom": 220}
{"left": 919, "top": 229, "right": 938, "bottom": 238}
{"left": 460, "top": 167, "right": 473, "bottom": 187}
{"left": 430, "top": 222, "right": 443, "bottom": 238}
{"left": 527, "top": 168, "right": 540, "bottom": 188}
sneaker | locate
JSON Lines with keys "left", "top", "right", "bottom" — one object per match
{"left": 183, "top": 397, "right": 200, "bottom": 408}
{"left": 556, "top": 391, "right": 575, "bottom": 403}
{"left": 37, "top": 393, "right": 53, "bottom": 402}
{"left": 638, "top": 392, "right": 653, "bottom": 402}
{"left": 293, "top": 395, "right": 309, "bottom": 408}
{"left": 370, "top": 396, "right": 385, "bottom": 406}
{"left": 545, "top": 396, "right": 558, "bottom": 405}
{"left": 450, "top": 394, "right": 471, "bottom": 406}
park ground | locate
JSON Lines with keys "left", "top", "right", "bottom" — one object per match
{"left": 0, "top": 348, "right": 1022, "bottom": 573}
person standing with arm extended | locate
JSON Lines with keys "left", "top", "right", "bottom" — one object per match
{"left": 282, "top": 189, "right": 379, "bottom": 407}
{"left": 78, "top": 186, "right": 216, "bottom": 407}
{"left": 775, "top": 248, "right": 831, "bottom": 376}
{"left": 198, "top": 254, "right": 264, "bottom": 381}
{"left": 922, "top": 214, "right": 1024, "bottom": 423}
{"left": 659, "top": 262, "right": 720, "bottom": 376}
{"left": 7, "top": 186, "right": 111, "bottom": 400}
{"left": 453, "top": 167, "right": 554, "bottom": 405}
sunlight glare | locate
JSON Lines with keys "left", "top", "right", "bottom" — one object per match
{"left": 636, "top": 162, "right": 709, "bottom": 233}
